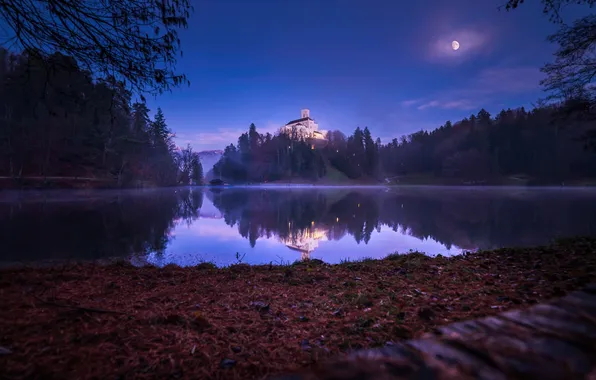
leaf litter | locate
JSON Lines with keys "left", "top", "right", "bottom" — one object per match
{"left": 0, "top": 237, "right": 595, "bottom": 379}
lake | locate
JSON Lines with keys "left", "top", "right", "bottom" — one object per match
{"left": 1, "top": 186, "right": 596, "bottom": 267}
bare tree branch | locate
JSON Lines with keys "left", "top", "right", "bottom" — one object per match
{"left": 501, "top": 0, "right": 596, "bottom": 24}
{"left": 502, "top": 1, "right": 596, "bottom": 102}
{"left": 0, "top": 0, "right": 193, "bottom": 96}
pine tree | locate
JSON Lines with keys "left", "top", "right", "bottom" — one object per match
{"left": 131, "top": 102, "right": 151, "bottom": 135}
{"left": 191, "top": 155, "right": 203, "bottom": 185}
{"left": 150, "top": 108, "right": 172, "bottom": 149}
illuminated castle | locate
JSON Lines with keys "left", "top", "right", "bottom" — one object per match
{"left": 280, "top": 109, "right": 327, "bottom": 142}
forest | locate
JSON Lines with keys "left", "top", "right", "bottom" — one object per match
{"left": 213, "top": 101, "right": 596, "bottom": 185}
{"left": 0, "top": 48, "right": 202, "bottom": 188}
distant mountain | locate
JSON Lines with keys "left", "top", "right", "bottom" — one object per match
{"left": 198, "top": 150, "right": 223, "bottom": 178}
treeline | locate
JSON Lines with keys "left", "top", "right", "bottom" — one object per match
{"left": 214, "top": 103, "right": 596, "bottom": 184}
{"left": 212, "top": 124, "right": 380, "bottom": 183}
{"left": 0, "top": 49, "right": 202, "bottom": 188}
{"left": 213, "top": 124, "right": 327, "bottom": 182}
{"left": 379, "top": 104, "right": 596, "bottom": 184}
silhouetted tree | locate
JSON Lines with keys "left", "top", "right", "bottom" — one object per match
{"left": 191, "top": 155, "right": 204, "bottom": 185}
{"left": 0, "top": 48, "right": 183, "bottom": 188}
{"left": 0, "top": 0, "right": 193, "bottom": 96}
{"left": 503, "top": 0, "right": 596, "bottom": 148}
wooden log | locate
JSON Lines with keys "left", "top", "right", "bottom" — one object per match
{"left": 271, "top": 285, "right": 596, "bottom": 380}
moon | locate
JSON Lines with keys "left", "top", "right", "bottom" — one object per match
{"left": 452, "top": 40, "right": 460, "bottom": 51}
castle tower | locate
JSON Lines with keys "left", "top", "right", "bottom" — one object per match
{"left": 301, "top": 109, "right": 310, "bottom": 119}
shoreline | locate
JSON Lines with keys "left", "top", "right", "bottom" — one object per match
{"left": 3, "top": 175, "right": 596, "bottom": 190}
{"left": 2, "top": 184, "right": 596, "bottom": 197}
{"left": 1, "top": 237, "right": 595, "bottom": 379}
{"left": 3, "top": 183, "right": 596, "bottom": 191}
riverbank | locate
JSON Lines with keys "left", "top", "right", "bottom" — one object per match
{"left": 1, "top": 238, "right": 595, "bottom": 379}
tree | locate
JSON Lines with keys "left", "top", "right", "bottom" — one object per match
{"left": 191, "top": 155, "right": 203, "bottom": 185}
{"left": 0, "top": 0, "right": 193, "bottom": 96}
{"left": 363, "top": 127, "right": 377, "bottom": 177}
{"left": 131, "top": 102, "right": 151, "bottom": 135}
{"left": 176, "top": 144, "right": 202, "bottom": 185}
{"left": 504, "top": 0, "right": 595, "bottom": 102}
{"left": 150, "top": 108, "right": 173, "bottom": 150}
{"left": 503, "top": 0, "right": 595, "bottom": 23}
{"left": 0, "top": 48, "right": 181, "bottom": 187}
{"left": 503, "top": 0, "right": 596, "bottom": 151}
{"left": 248, "top": 123, "right": 259, "bottom": 153}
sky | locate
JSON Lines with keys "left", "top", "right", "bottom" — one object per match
{"left": 145, "top": 0, "right": 592, "bottom": 151}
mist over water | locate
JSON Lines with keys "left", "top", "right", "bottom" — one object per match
{"left": 1, "top": 186, "right": 596, "bottom": 267}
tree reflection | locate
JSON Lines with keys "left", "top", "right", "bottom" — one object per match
{"left": 208, "top": 188, "right": 596, "bottom": 254}
{"left": 0, "top": 188, "right": 203, "bottom": 263}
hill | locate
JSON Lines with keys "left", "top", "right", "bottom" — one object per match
{"left": 198, "top": 150, "right": 223, "bottom": 180}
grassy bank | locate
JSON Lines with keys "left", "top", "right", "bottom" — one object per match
{"left": 385, "top": 174, "right": 596, "bottom": 187}
{"left": 1, "top": 238, "right": 596, "bottom": 379}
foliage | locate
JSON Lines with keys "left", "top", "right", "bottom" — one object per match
{"left": 176, "top": 144, "right": 203, "bottom": 185}
{"left": 191, "top": 155, "right": 204, "bottom": 185}
{"left": 0, "top": 0, "right": 193, "bottom": 96}
{"left": 213, "top": 126, "right": 329, "bottom": 183}
{"left": 213, "top": 125, "right": 383, "bottom": 183}
{"left": 380, "top": 105, "right": 596, "bottom": 182}
{"left": 0, "top": 48, "right": 185, "bottom": 188}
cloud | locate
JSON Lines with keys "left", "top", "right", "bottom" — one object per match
{"left": 417, "top": 99, "right": 476, "bottom": 111}
{"left": 182, "top": 222, "right": 241, "bottom": 240}
{"left": 176, "top": 128, "right": 246, "bottom": 148}
{"left": 416, "top": 101, "right": 437, "bottom": 110}
{"left": 475, "top": 67, "right": 544, "bottom": 93}
{"left": 427, "top": 29, "right": 491, "bottom": 64}
{"left": 400, "top": 99, "right": 422, "bottom": 107}
{"left": 408, "top": 66, "right": 544, "bottom": 111}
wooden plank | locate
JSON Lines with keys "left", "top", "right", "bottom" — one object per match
{"left": 271, "top": 286, "right": 596, "bottom": 379}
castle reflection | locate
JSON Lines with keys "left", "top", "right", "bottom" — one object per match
{"left": 280, "top": 224, "right": 329, "bottom": 260}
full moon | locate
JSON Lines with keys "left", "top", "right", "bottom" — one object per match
{"left": 452, "top": 40, "right": 460, "bottom": 50}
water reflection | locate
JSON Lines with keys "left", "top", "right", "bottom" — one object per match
{"left": 1, "top": 187, "right": 596, "bottom": 266}
{"left": 0, "top": 188, "right": 203, "bottom": 264}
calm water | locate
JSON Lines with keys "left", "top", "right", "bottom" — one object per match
{"left": 1, "top": 186, "right": 596, "bottom": 267}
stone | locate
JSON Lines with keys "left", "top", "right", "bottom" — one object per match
{"left": 417, "top": 308, "right": 435, "bottom": 320}
{"left": 300, "top": 339, "right": 311, "bottom": 351}
{"left": 219, "top": 358, "right": 236, "bottom": 369}
{"left": 250, "top": 301, "right": 270, "bottom": 312}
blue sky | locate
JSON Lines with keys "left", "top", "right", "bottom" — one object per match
{"left": 145, "top": 0, "right": 591, "bottom": 151}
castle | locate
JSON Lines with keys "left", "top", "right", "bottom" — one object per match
{"left": 280, "top": 109, "right": 327, "bottom": 141}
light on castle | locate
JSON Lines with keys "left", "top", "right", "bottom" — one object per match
{"left": 280, "top": 109, "right": 327, "bottom": 143}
